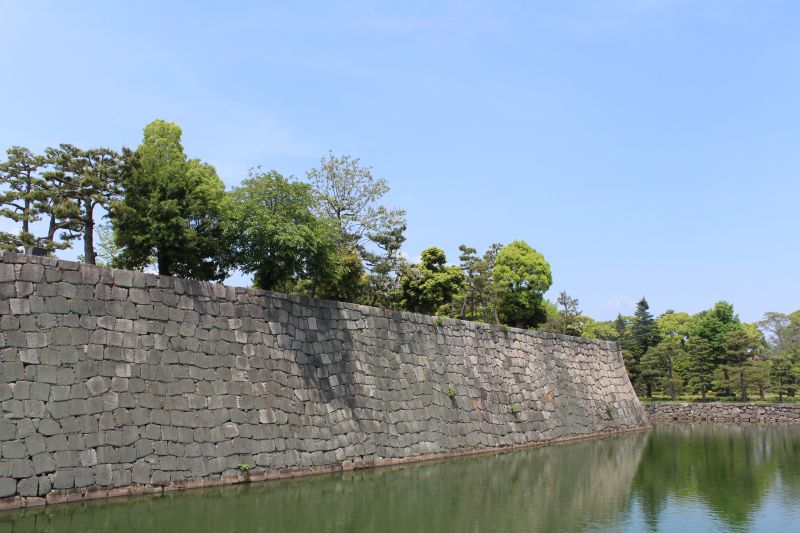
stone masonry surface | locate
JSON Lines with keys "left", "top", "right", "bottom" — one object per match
{"left": 0, "top": 251, "right": 647, "bottom": 509}
{"left": 645, "top": 402, "right": 800, "bottom": 423}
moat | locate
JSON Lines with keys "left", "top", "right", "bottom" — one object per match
{"left": 2, "top": 423, "right": 799, "bottom": 532}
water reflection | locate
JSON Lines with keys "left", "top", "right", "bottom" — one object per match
{"left": 632, "top": 423, "right": 800, "bottom": 532}
{"left": 2, "top": 425, "right": 800, "bottom": 533}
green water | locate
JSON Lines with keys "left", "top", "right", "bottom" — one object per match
{"left": 2, "top": 423, "right": 800, "bottom": 533}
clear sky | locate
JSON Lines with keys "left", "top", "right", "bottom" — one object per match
{"left": 1, "top": 0, "right": 798, "bottom": 323}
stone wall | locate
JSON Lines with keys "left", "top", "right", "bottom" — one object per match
{"left": 644, "top": 402, "right": 800, "bottom": 422}
{"left": 0, "top": 251, "right": 647, "bottom": 509}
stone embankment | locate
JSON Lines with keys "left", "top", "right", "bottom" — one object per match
{"left": 0, "top": 251, "right": 647, "bottom": 510}
{"left": 644, "top": 402, "right": 800, "bottom": 422}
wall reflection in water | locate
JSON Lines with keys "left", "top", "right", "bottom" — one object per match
{"left": 3, "top": 424, "right": 800, "bottom": 533}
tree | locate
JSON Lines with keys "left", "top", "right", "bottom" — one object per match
{"left": 540, "top": 291, "right": 584, "bottom": 336}
{"left": 582, "top": 319, "right": 620, "bottom": 341}
{"left": 632, "top": 298, "right": 661, "bottom": 355}
{"left": 306, "top": 152, "right": 406, "bottom": 303}
{"left": 760, "top": 311, "right": 800, "bottom": 358}
{"left": 360, "top": 221, "right": 406, "bottom": 308}
{"left": 223, "top": 169, "right": 342, "bottom": 292}
{"left": 629, "top": 298, "right": 661, "bottom": 396}
{"left": 45, "top": 145, "right": 123, "bottom": 264}
{"left": 641, "top": 336, "right": 684, "bottom": 399}
{"left": 110, "top": 120, "right": 228, "bottom": 280}
{"left": 685, "top": 336, "right": 716, "bottom": 401}
{"left": 307, "top": 151, "right": 405, "bottom": 250}
{"left": 770, "top": 355, "right": 799, "bottom": 402}
{"left": 0, "top": 146, "right": 74, "bottom": 251}
{"left": 493, "top": 240, "right": 552, "bottom": 328}
{"left": 657, "top": 311, "right": 693, "bottom": 340}
{"left": 452, "top": 244, "right": 499, "bottom": 322}
{"left": 720, "top": 327, "right": 764, "bottom": 401}
{"left": 0, "top": 147, "right": 44, "bottom": 249}
{"left": 689, "top": 301, "right": 742, "bottom": 396}
{"left": 399, "top": 247, "right": 465, "bottom": 315}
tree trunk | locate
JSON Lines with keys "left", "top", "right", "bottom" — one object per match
{"left": 723, "top": 367, "right": 731, "bottom": 396}
{"left": 701, "top": 384, "right": 707, "bottom": 402}
{"left": 22, "top": 171, "right": 32, "bottom": 235}
{"left": 83, "top": 199, "right": 95, "bottom": 265}
{"left": 646, "top": 382, "right": 652, "bottom": 399}
{"left": 739, "top": 368, "right": 747, "bottom": 402}
{"left": 667, "top": 361, "right": 675, "bottom": 400}
{"left": 158, "top": 254, "right": 171, "bottom": 276}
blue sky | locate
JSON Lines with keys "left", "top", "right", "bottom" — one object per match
{"left": 1, "top": 0, "right": 798, "bottom": 323}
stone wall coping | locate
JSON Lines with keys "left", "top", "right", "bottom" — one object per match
{"left": 0, "top": 250, "right": 617, "bottom": 349}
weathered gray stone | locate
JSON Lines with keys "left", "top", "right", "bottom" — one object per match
{"left": 0, "top": 253, "right": 648, "bottom": 508}
{"left": 86, "top": 376, "right": 110, "bottom": 396}
{"left": 0, "top": 478, "right": 16, "bottom": 498}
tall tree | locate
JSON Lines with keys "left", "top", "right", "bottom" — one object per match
{"left": 685, "top": 336, "right": 716, "bottom": 401}
{"left": 223, "top": 169, "right": 342, "bottom": 292}
{"left": 641, "top": 336, "right": 684, "bottom": 400}
{"left": 454, "top": 244, "right": 498, "bottom": 322}
{"left": 689, "top": 301, "right": 742, "bottom": 396}
{"left": 627, "top": 298, "right": 661, "bottom": 395}
{"left": 493, "top": 240, "right": 552, "bottom": 328}
{"left": 306, "top": 152, "right": 406, "bottom": 302}
{"left": 399, "top": 247, "right": 465, "bottom": 315}
{"left": 110, "top": 120, "right": 228, "bottom": 280}
{"left": 45, "top": 145, "right": 123, "bottom": 264}
{"left": 719, "top": 326, "right": 764, "bottom": 401}
{"left": 0, "top": 146, "right": 48, "bottom": 250}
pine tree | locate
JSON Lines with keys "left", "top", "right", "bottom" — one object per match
{"left": 629, "top": 297, "right": 661, "bottom": 396}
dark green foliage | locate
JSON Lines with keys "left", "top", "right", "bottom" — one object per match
{"left": 45, "top": 145, "right": 123, "bottom": 264}
{"left": 110, "top": 120, "right": 228, "bottom": 280}
{"left": 627, "top": 298, "right": 661, "bottom": 396}
{"left": 0, "top": 146, "right": 77, "bottom": 251}
{"left": 400, "top": 247, "right": 465, "bottom": 315}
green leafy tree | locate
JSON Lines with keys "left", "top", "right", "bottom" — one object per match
{"left": 110, "top": 120, "right": 228, "bottom": 280}
{"left": 689, "top": 301, "right": 742, "bottom": 397}
{"left": 540, "top": 291, "right": 584, "bottom": 336}
{"left": 493, "top": 240, "right": 552, "bottom": 328}
{"left": 399, "top": 247, "right": 465, "bottom": 315}
{"left": 641, "top": 336, "right": 684, "bottom": 399}
{"left": 770, "top": 355, "right": 799, "bottom": 402}
{"left": 306, "top": 152, "right": 406, "bottom": 302}
{"left": 760, "top": 311, "right": 800, "bottom": 359}
{"left": 684, "top": 336, "right": 716, "bottom": 401}
{"left": 582, "top": 319, "right": 620, "bottom": 341}
{"left": 719, "top": 327, "right": 764, "bottom": 401}
{"left": 656, "top": 311, "right": 693, "bottom": 339}
{"left": 223, "top": 169, "right": 342, "bottom": 292}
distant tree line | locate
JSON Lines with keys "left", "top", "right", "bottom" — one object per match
{"left": 0, "top": 119, "right": 554, "bottom": 329}
{"left": 539, "top": 293, "right": 800, "bottom": 402}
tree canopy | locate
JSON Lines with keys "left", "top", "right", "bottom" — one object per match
{"left": 110, "top": 120, "right": 228, "bottom": 280}
{"left": 494, "top": 240, "right": 552, "bottom": 328}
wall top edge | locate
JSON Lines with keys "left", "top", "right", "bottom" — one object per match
{"left": 0, "top": 250, "right": 618, "bottom": 350}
